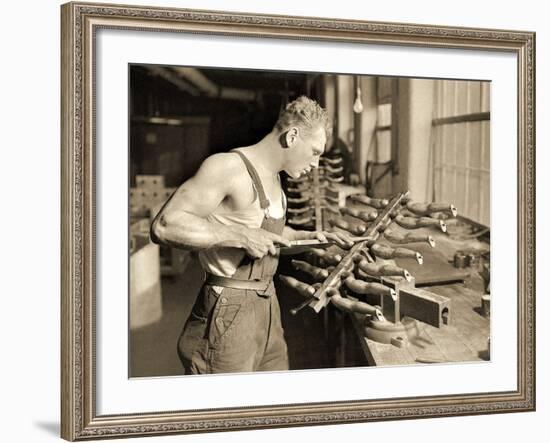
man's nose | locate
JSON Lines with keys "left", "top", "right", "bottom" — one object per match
{"left": 310, "top": 157, "right": 320, "bottom": 168}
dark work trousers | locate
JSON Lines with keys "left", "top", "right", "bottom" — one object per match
{"left": 177, "top": 152, "right": 289, "bottom": 374}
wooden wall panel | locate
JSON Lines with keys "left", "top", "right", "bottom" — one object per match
{"left": 432, "top": 80, "right": 490, "bottom": 225}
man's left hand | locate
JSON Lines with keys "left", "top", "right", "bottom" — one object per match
{"left": 306, "top": 230, "right": 355, "bottom": 249}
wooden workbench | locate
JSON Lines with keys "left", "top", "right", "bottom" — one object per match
{"left": 346, "top": 221, "right": 490, "bottom": 366}
{"left": 350, "top": 283, "right": 490, "bottom": 366}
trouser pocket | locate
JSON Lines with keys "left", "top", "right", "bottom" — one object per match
{"left": 209, "top": 303, "right": 242, "bottom": 347}
{"left": 177, "top": 284, "right": 220, "bottom": 373}
{"left": 207, "top": 287, "right": 248, "bottom": 348}
{"left": 207, "top": 288, "right": 257, "bottom": 373}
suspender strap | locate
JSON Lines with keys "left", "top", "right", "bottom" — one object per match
{"left": 232, "top": 150, "right": 270, "bottom": 210}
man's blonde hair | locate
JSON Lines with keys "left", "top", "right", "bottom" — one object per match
{"left": 274, "top": 96, "right": 332, "bottom": 138}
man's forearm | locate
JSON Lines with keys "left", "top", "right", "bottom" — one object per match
{"left": 152, "top": 210, "right": 246, "bottom": 251}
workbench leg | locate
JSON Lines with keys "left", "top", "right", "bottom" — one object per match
{"left": 335, "top": 309, "right": 347, "bottom": 367}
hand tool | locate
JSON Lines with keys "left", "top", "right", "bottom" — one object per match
{"left": 394, "top": 214, "right": 447, "bottom": 232}
{"left": 406, "top": 202, "right": 458, "bottom": 217}
{"left": 278, "top": 238, "right": 332, "bottom": 255}
{"left": 384, "top": 229, "right": 436, "bottom": 247}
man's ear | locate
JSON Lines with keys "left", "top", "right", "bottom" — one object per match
{"left": 285, "top": 127, "right": 299, "bottom": 147}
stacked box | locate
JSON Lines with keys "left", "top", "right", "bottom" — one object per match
{"left": 135, "top": 174, "right": 165, "bottom": 190}
{"left": 130, "top": 173, "right": 175, "bottom": 215}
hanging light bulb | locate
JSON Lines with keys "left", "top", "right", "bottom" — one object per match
{"left": 353, "top": 85, "right": 364, "bottom": 114}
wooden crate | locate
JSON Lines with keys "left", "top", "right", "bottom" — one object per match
{"left": 135, "top": 174, "right": 165, "bottom": 190}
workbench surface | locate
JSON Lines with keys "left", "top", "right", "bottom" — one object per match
{"left": 347, "top": 222, "right": 490, "bottom": 367}
{"left": 351, "top": 283, "right": 490, "bottom": 366}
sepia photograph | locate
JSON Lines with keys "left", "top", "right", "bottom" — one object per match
{"left": 60, "top": 3, "right": 535, "bottom": 439}
{"left": 128, "top": 65, "right": 491, "bottom": 377}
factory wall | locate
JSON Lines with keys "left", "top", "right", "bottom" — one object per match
{"left": 329, "top": 74, "right": 490, "bottom": 226}
{"left": 333, "top": 75, "right": 378, "bottom": 187}
{"left": 433, "top": 80, "right": 491, "bottom": 225}
{"left": 359, "top": 76, "right": 378, "bottom": 186}
{"left": 336, "top": 75, "right": 354, "bottom": 148}
{"left": 393, "top": 78, "right": 435, "bottom": 202}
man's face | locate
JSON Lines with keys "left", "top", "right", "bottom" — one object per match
{"left": 284, "top": 126, "right": 327, "bottom": 179}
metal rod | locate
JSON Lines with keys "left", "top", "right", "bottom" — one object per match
{"left": 290, "top": 297, "right": 316, "bottom": 316}
{"left": 432, "top": 111, "right": 490, "bottom": 126}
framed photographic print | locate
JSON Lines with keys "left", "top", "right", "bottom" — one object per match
{"left": 61, "top": 1, "right": 535, "bottom": 440}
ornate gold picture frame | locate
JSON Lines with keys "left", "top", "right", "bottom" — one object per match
{"left": 61, "top": 1, "right": 535, "bottom": 440}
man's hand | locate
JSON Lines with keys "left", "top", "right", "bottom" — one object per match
{"left": 239, "top": 227, "right": 291, "bottom": 259}
{"left": 303, "top": 230, "right": 355, "bottom": 249}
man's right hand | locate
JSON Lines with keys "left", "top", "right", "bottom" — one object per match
{"left": 240, "top": 227, "right": 291, "bottom": 259}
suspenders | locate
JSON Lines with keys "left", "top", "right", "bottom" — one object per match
{"left": 232, "top": 150, "right": 270, "bottom": 213}
{"left": 204, "top": 150, "right": 286, "bottom": 292}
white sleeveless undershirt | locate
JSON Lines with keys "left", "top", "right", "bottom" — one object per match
{"left": 198, "top": 174, "right": 286, "bottom": 282}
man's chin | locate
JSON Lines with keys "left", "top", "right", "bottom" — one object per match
{"left": 287, "top": 170, "right": 301, "bottom": 179}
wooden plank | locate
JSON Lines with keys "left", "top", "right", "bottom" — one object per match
{"left": 420, "top": 323, "right": 477, "bottom": 362}
{"left": 467, "top": 81, "right": 482, "bottom": 114}
{"left": 365, "top": 339, "right": 418, "bottom": 366}
{"left": 468, "top": 121, "right": 482, "bottom": 220}
{"left": 481, "top": 82, "right": 491, "bottom": 113}
{"left": 443, "top": 81, "right": 456, "bottom": 117}
{"left": 430, "top": 285, "right": 490, "bottom": 355}
{"left": 481, "top": 173, "right": 490, "bottom": 226}
{"left": 456, "top": 81, "right": 469, "bottom": 115}
{"left": 408, "top": 321, "right": 451, "bottom": 363}
{"left": 443, "top": 124, "right": 455, "bottom": 204}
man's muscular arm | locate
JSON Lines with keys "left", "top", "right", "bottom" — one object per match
{"left": 151, "top": 154, "right": 290, "bottom": 258}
